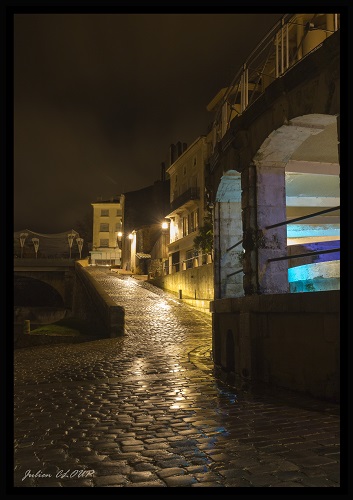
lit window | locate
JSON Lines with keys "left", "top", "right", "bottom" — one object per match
{"left": 100, "top": 239, "right": 109, "bottom": 247}
{"left": 100, "top": 223, "right": 109, "bottom": 232}
{"left": 182, "top": 217, "right": 188, "bottom": 237}
{"left": 101, "top": 209, "right": 109, "bottom": 216}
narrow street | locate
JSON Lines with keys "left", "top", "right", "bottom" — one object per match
{"left": 13, "top": 268, "right": 340, "bottom": 488}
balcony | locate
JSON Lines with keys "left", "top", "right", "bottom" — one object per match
{"left": 170, "top": 187, "right": 200, "bottom": 212}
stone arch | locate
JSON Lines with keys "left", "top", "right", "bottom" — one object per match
{"left": 214, "top": 113, "right": 340, "bottom": 297}
{"left": 251, "top": 113, "right": 340, "bottom": 294}
{"left": 214, "top": 170, "right": 244, "bottom": 299}
{"left": 14, "top": 275, "right": 65, "bottom": 308}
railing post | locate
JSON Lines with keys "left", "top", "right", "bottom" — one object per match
{"left": 275, "top": 31, "right": 279, "bottom": 77}
{"left": 281, "top": 19, "right": 284, "bottom": 75}
{"left": 286, "top": 22, "right": 289, "bottom": 69}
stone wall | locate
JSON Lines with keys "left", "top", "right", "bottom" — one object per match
{"left": 73, "top": 263, "right": 125, "bottom": 337}
{"left": 211, "top": 290, "right": 340, "bottom": 402}
{"left": 149, "top": 263, "right": 214, "bottom": 309}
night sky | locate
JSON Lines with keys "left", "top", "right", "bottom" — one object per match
{"left": 13, "top": 9, "right": 284, "bottom": 234}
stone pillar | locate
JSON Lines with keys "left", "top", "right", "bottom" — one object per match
{"left": 64, "top": 270, "right": 74, "bottom": 309}
{"left": 214, "top": 170, "right": 244, "bottom": 299}
{"left": 242, "top": 162, "right": 289, "bottom": 295}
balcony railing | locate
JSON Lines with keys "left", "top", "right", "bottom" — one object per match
{"left": 210, "top": 13, "right": 340, "bottom": 157}
{"left": 170, "top": 187, "right": 200, "bottom": 212}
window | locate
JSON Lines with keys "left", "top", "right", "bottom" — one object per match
{"left": 186, "top": 249, "right": 194, "bottom": 269}
{"left": 172, "top": 251, "right": 180, "bottom": 273}
{"left": 100, "top": 209, "right": 109, "bottom": 216}
{"left": 193, "top": 156, "right": 197, "bottom": 166}
{"left": 116, "top": 209, "right": 120, "bottom": 216}
{"left": 183, "top": 165, "right": 187, "bottom": 175}
{"left": 188, "top": 213, "right": 194, "bottom": 233}
{"left": 100, "top": 223, "right": 109, "bottom": 232}
{"left": 187, "top": 210, "right": 199, "bottom": 234}
{"left": 100, "top": 239, "right": 109, "bottom": 247}
{"left": 115, "top": 222, "right": 121, "bottom": 232}
{"left": 194, "top": 209, "right": 199, "bottom": 230}
{"left": 182, "top": 217, "right": 188, "bottom": 237}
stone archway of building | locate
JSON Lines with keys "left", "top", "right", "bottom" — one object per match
{"left": 215, "top": 113, "right": 340, "bottom": 298}
{"left": 252, "top": 113, "right": 340, "bottom": 294}
{"left": 213, "top": 170, "right": 244, "bottom": 299}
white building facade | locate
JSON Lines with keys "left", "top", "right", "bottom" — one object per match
{"left": 90, "top": 197, "right": 122, "bottom": 266}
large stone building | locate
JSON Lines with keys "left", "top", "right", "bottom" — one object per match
{"left": 165, "top": 137, "right": 211, "bottom": 274}
{"left": 90, "top": 197, "right": 122, "bottom": 266}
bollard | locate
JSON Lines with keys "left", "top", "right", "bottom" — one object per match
{"left": 23, "top": 320, "right": 30, "bottom": 335}
{"left": 178, "top": 289, "right": 182, "bottom": 299}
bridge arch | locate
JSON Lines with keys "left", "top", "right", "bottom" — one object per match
{"left": 14, "top": 275, "right": 66, "bottom": 308}
{"left": 13, "top": 268, "right": 75, "bottom": 308}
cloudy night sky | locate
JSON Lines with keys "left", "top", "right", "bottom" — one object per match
{"left": 13, "top": 8, "right": 284, "bottom": 234}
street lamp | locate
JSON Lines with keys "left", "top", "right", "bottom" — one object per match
{"left": 117, "top": 231, "right": 123, "bottom": 249}
{"left": 32, "top": 238, "right": 39, "bottom": 259}
{"left": 19, "top": 232, "right": 28, "bottom": 258}
{"left": 76, "top": 237, "right": 83, "bottom": 259}
{"left": 67, "top": 232, "right": 76, "bottom": 259}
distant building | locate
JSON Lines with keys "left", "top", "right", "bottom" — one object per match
{"left": 120, "top": 179, "right": 170, "bottom": 274}
{"left": 90, "top": 196, "right": 122, "bottom": 266}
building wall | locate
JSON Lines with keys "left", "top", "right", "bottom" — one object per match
{"left": 91, "top": 198, "right": 122, "bottom": 265}
{"left": 149, "top": 262, "right": 214, "bottom": 303}
{"left": 166, "top": 136, "right": 211, "bottom": 272}
{"left": 211, "top": 290, "right": 340, "bottom": 402}
{"left": 120, "top": 180, "right": 170, "bottom": 271}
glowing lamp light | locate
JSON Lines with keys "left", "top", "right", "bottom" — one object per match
{"left": 117, "top": 231, "right": 123, "bottom": 238}
{"left": 128, "top": 233, "right": 133, "bottom": 240}
{"left": 161, "top": 221, "right": 168, "bottom": 230}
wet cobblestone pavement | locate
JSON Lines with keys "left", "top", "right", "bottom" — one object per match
{"left": 13, "top": 268, "right": 341, "bottom": 489}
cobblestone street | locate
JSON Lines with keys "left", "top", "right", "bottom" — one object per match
{"left": 13, "top": 268, "right": 341, "bottom": 489}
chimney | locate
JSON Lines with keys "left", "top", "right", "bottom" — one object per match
{"left": 169, "top": 143, "right": 176, "bottom": 166}
{"left": 176, "top": 141, "right": 183, "bottom": 158}
{"left": 183, "top": 142, "right": 187, "bottom": 152}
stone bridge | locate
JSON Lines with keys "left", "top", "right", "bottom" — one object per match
{"left": 14, "top": 260, "right": 124, "bottom": 337}
{"left": 14, "top": 259, "right": 76, "bottom": 309}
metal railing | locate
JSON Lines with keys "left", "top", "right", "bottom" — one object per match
{"left": 170, "top": 187, "right": 200, "bottom": 212}
{"left": 210, "top": 13, "right": 340, "bottom": 153}
{"left": 266, "top": 205, "right": 340, "bottom": 264}
{"left": 163, "top": 251, "right": 212, "bottom": 275}
{"left": 225, "top": 205, "right": 340, "bottom": 278}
